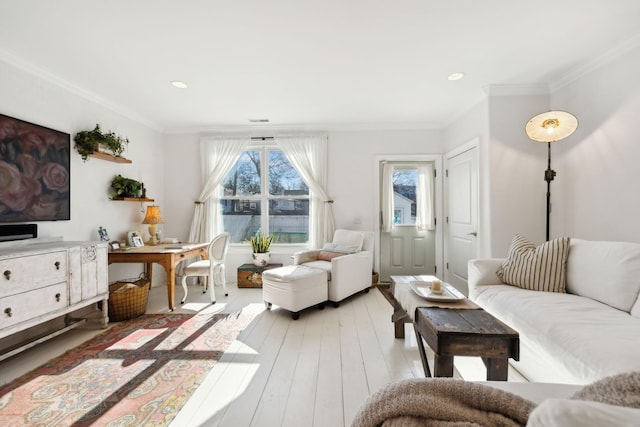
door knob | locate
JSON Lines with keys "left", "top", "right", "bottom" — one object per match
{"left": 467, "top": 232, "right": 478, "bottom": 237}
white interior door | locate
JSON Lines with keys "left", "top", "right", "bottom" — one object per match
{"left": 445, "top": 145, "right": 478, "bottom": 295}
{"left": 379, "top": 161, "right": 436, "bottom": 282}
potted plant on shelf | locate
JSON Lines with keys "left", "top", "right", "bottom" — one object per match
{"left": 250, "top": 231, "right": 274, "bottom": 267}
{"left": 74, "top": 124, "right": 129, "bottom": 161}
{"left": 110, "top": 175, "right": 143, "bottom": 199}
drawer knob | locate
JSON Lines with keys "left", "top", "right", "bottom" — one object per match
{"left": 4, "top": 307, "right": 12, "bottom": 317}
{"left": 55, "top": 293, "right": 61, "bottom": 302}
{"left": 54, "top": 261, "right": 61, "bottom": 270}
{"left": 3, "top": 270, "right": 10, "bottom": 280}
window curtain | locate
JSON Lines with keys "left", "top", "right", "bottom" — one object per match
{"left": 276, "top": 135, "right": 335, "bottom": 248}
{"left": 381, "top": 163, "right": 395, "bottom": 233}
{"left": 187, "top": 136, "right": 250, "bottom": 243}
{"left": 416, "top": 163, "right": 435, "bottom": 230}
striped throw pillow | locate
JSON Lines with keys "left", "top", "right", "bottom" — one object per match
{"left": 496, "top": 234, "right": 570, "bottom": 292}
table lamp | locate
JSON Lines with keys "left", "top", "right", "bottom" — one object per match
{"left": 142, "top": 205, "right": 163, "bottom": 245}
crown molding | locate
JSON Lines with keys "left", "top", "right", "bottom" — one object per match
{"left": 483, "top": 84, "right": 550, "bottom": 97}
{"left": 550, "top": 34, "right": 640, "bottom": 93}
{"left": 163, "top": 120, "right": 442, "bottom": 135}
{"left": 0, "top": 48, "right": 161, "bottom": 131}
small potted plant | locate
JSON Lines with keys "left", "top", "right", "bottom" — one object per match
{"left": 250, "top": 230, "right": 274, "bottom": 267}
{"left": 110, "top": 175, "right": 143, "bottom": 198}
{"left": 74, "top": 124, "right": 129, "bottom": 161}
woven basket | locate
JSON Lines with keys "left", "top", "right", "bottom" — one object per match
{"left": 108, "top": 276, "right": 150, "bottom": 322}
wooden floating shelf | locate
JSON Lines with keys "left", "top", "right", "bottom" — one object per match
{"left": 89, "top": 152, "right": 132, "bottom": 163}
{"left": 111, "top": 197, "right": 155, "bottom": 202}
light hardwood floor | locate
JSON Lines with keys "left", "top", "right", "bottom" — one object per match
{"left": 0, "top": 282, "right": 526, "bottom": 427}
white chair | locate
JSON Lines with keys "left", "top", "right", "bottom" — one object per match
{"left": 181, "top": 232, "right": 230, "bottom": 305}
{"left": 293, "top": 229, "right": 374, "bottom": 306}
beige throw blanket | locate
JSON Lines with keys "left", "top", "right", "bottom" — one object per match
{"left": 351, "top": 378, "right": 535, "bottom": 427}
{"left": 352, "top": 372, "right": 640, "bottom": 427}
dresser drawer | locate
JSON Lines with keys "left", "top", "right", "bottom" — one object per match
{"left": 0, "top": 282, "right": 68, "bottom": 330}
{"left": 0, "top": 251, "right": 68, "bottom": 298}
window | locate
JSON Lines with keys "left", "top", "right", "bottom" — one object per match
{"left": 392, "top": 168, "right": 418, "bottom": 225}
{"left": 220, "top": 147, "right": 310, "bottom": 244}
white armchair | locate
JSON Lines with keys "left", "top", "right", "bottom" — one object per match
{"left": 293, "top": 229, "right": 374, "bottom": 305}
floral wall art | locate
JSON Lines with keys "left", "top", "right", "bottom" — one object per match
{"left": 0, "top": 114, "right": 70, "bottom": 222}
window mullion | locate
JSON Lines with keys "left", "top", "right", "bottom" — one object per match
{"left": 262, "top": 147, "right": 269, "bottom": 234}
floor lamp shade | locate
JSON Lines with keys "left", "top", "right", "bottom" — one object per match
{"left": 526, "top": 111, "right": 578, "bottom": 142}
{"left": 525, "top": 111, "right": 578, "bottom": 241}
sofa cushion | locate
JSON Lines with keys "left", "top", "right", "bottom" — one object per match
{"left": 329, "top": 229, "right": 364, "bottom": 252}
{"left": 497, "top": 234, "right": 570, "bottom": 293}
{"left": 527, "top": 399, "right": 640, "bottom": 427}
{"left": 567, "top": 239, "right": 640, "bottom": 312}
{"left": 472, "top": 284, "right": 640, "bottom": 384}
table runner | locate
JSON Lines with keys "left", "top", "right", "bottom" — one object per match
{"left": 394, "top": 282, "right": 479, "bottom": 321}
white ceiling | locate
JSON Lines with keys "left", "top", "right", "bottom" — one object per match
{"left": 1, "top": 1, "right": 640, "bottom": 132}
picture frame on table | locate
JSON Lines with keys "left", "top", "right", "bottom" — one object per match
{"left": 98, "top": 226, "right": 110, "bottom": 242}
{"left": 132, "top": 236, "right": 144, "bottom": 247}
{"left": 127, "top": 231, "right": 141, "bottom": 247}
{"left": 109, "top": 241, "right": 120, "bottom": 250}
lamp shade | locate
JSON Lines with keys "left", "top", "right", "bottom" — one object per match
{"left": 142, "top": 205, "right": 164, "bottom": 224}
{"left": 525, "top": 111, "right": 578, "bottom": 142}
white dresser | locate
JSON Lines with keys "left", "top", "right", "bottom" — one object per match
{"left": 0, "top": 239, "right": 109, "bottom": 358}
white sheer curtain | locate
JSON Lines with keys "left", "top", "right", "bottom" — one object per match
{"left": 187, "top": 136, "right": 250, "bottom": 243}
{"left": 416, "top": 163, "right": 435, "bottom": 230}
{"left": 381, "top": 163, "right": 395, "bottom": 233}
{"left": 276, "top": 135, "right": 335, "bottom": 248}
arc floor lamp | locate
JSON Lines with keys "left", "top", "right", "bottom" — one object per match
{"left": 525, "top": 111, "right": 578, "bottom": 241}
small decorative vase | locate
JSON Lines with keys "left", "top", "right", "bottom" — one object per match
{"left": 252, "top": 252, "right": 270, "bottom": 267}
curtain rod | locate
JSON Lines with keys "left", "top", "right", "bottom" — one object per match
{"left": 250, "top": 136, "right": 274, "bottom": 141}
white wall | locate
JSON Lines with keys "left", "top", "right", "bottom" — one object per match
{"left": 0, "top": 60, "right": 164, "bottom": 283}
{"left": 162, "top": 128, "right": 444, "bottom": 281}
{"left": 486, "top": 94, "right": 551, "bottom": 255}
{"left": 553, "top": 43, "right": 640, "bottom": 243}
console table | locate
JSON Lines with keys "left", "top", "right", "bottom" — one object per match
{"left": 108, "top": 243, "right": 208, "bottom": 311}
{"left": 0, "top": 239, "right": 108, "bottom": 361}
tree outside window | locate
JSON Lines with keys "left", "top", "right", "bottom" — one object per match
{"left": 220, "top": 148, "right": 310, "bottom": 244}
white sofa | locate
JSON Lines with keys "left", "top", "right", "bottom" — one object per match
{"left": 468, "top": 238, "right": 640, "bottom": 385}
{"left": 293, "top": 229, "right": 374, "bottom": 304}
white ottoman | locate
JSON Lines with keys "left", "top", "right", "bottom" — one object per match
{"left": 262, "top": 265, "right": 328, "bottom": 320}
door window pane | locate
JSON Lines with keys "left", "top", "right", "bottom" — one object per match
{"left": 392, "top": 169, "right": 417, "bottom": 225}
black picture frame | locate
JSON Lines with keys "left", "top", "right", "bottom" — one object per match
{"left": 0, "top": 114, "right": 71, "bottom": 223}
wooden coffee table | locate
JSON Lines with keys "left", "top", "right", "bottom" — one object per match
{"left": 413, "top": 307, "right": 519, "bottom": 381}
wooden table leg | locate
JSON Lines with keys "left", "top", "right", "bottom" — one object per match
{"left": 483, "top": 357, "right": 509, "bottom": 381}
{"left": 433, "top": 354, "right": 454, "bottom": 377}
{"left": 413, "top": 326, "right": 432, "bottom": 377}
{"left": 146, "top": 262, "right": 154, "bottom": 285}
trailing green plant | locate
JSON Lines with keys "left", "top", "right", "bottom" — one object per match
{"left": 111, "top": 175, "right": 142, "bottom": 198}
{"left": 74, "top": 124, "right": 129, "bottom": 161}
{"left": 250, "top": 231, "right": 274, "bottom": 253}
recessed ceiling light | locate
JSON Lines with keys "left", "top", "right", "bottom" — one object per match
{"left": 171, "top": 80, "right": 188, "bottom": 89}
{"left": 447, "top": 72, "right": 465, "bottom": 81}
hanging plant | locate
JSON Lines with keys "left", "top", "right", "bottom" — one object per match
{"left": 74, "top": 124, "right": 129, "bottom": 161}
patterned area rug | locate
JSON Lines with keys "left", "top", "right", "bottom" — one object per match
{"left": 0, "top": 310, "right": 259, "bottom": 426}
